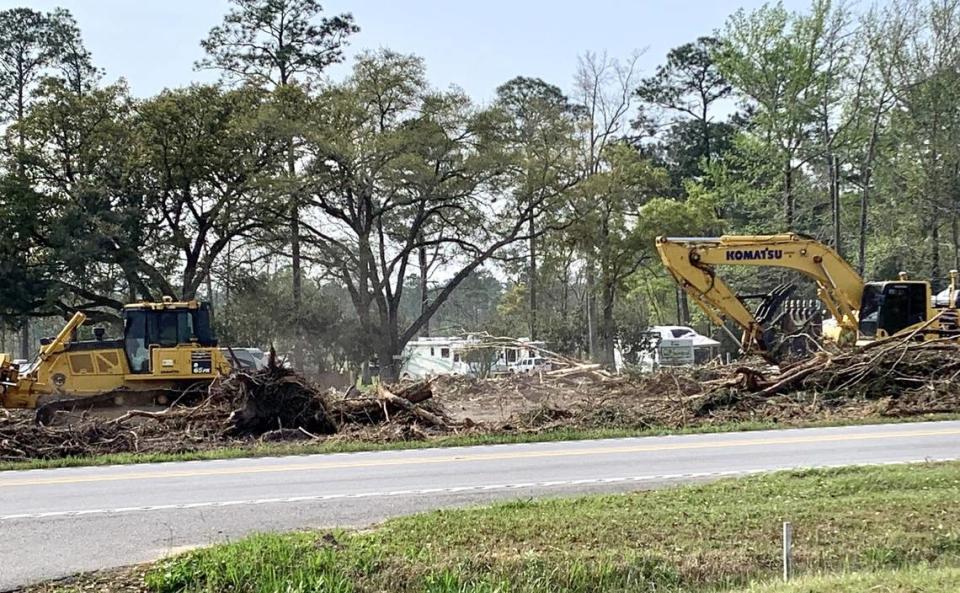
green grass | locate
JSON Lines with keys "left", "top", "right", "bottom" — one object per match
{"left": 141, "top": 461, "right": 960, "bottom": 593}
{"left": 739, "top": 565, "right": 960, "bottom": 592}
{"left": 3, "top": 413, "right": 958, "bottom": 473}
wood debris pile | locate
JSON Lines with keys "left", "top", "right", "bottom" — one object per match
{"left": 432, "top": 335, "right": 960, "bottom": 431}
{"left": 0, "top": 353, "right": 451, "bottom": 462}
{"left": 692, "top": 336, "right": 960, "bottom": 419}
{"left": 2, "top": 335, "right": 958, "bottom": 464}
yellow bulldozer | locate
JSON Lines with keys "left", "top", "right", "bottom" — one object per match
{"left": 656, "top": 233, "right": 960, "bottom": 356}
{"left": 0, "top": 297, "right": 232, "bottom": 421}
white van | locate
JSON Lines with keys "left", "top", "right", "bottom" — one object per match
{"left": 512, "top": 357, "right": 551, "bottom": 373}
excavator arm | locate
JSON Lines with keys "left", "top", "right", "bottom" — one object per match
{"left": 656, "top": 234, "right": 865, "bottom": 351}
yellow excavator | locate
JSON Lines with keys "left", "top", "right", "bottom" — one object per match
{"left": 656, "top": 233, "right": 960, "bottom": 355}
{"left": 0, "top": 297, "right": 232, "bottom": 421}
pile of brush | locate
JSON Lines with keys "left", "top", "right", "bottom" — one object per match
{"left": 0, "top": 351, "right": 450, "bottom": 462}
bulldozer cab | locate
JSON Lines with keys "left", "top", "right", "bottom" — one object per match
{"left": 858, "top": 282, "right": 928, "bottom": 339}
{"left": 122, "top": 301, "right": 217, "bottom": 374}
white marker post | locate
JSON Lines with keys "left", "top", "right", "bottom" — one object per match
{"left": 782, "top": 521, "right": 793, "bottom": 581}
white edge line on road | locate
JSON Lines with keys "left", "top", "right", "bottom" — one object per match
{"left": 1, "top": 457, "right": 954, "bottom": 523}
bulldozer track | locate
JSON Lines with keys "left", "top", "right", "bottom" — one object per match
{"left": 34, "top": 382, "right": 210, "bottom": 425}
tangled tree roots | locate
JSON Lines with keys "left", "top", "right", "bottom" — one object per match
{"left": 0, "top": 351, "right": 448, "bottom": 462}
{"left": 222, "top": 360, "right": 339, "bottom": 437}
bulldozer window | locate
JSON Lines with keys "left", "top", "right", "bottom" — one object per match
{"left": 195, "top": 304, "right": 217, "bottom": 346}
{"left": 151, "top": 311, "right": 196, "bottom": 346}
{"left": 124, "top": 311, "right": 150, "bottom": 373}
{"left": 123, "top": 309, "right": 204, "bottom": 373}
{"left": 156, "top": 312, "right": 179, "bottom": 346}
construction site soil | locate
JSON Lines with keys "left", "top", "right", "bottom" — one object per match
{"left": 2, "top": 336, "right": 959, "bottom": 463}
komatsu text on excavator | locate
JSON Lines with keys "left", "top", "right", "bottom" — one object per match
{"left": 656, "top": 233, "right": 960, "bottom": 355}
{"left": 0, "top": 298, "right": 232, "bottom": 419}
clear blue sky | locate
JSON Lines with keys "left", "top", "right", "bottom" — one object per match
{"left": 6, "top": 0, "right": 816, "bottom": 101}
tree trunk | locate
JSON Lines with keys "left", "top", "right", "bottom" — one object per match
{"left": 15, "top": 79, "right": 28, "bottom": 361}
{"left": 377, "top": 333, "right": 400, "bottom": 383}
{"left": 224, "top": 240, "right": 232, "bottom": 340}
{"left": 600, "top": 283, "right": 616, "bottom": 366}
{"left": 560, "top": 261, "right": 569, "bottom": 320}
{"left": 205, "top": 245, "right": 215, "bottom": 306}
{"left": 931, "top": 218, "right": 941, "bottom": 290}
{"left": 528, "top": 216, "right": 538, "bottom": 340}
{"left": 289, "top": 150, "right": 304, "bottom": 371}
{"left": 677, "top": 287, "right": 691, "bottom": 325}
{"left": 858, "top": 107, "right": 882, "bottom": 277}
{"left": 19, "top": 316, "right": 30, "bottom": 360}
{"left": 829, "top": 154, "right": 841, "bottom": 257}
{"left": 360, "top": 361, "right": 372, "bottom": 385}
{"left": 701, "top": 111, "right": 711, "bottom": 167}
{"left": 954, "top": 163, "right": 960, "bottom": 272}
{"left": 858, "top": 176, "right": 870, "bottom": 277}
{"left": 376, "top": 292, "right": 404, "bottom": 382}
{"left": 953, "top": 211, "right": 959, "bottom": 272}
{"left": 585, "top": 264, "right": 598, "bottom": 361}
{"left": 418, "top": 243, "right": 429, "bottom": 337}
{"left": 783, "top": 159, "right": 794, "bottom": 228}
{"left": 16, "top": 84, "right": 25, "bottom": 174}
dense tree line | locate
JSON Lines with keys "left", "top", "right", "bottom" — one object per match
{"left": 0, "top": 0, "right": 956, "bottom": 378}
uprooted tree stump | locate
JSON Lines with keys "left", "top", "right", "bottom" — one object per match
{"left": 220, "top": 354, "right": 443, "bottom": 436}
{"left": 225, "top": 365, "right": 338, "bottom": 436}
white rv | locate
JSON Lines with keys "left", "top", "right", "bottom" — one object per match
{"left": 399, "top": 336, "right": 549, "bottom": 380}
{"left": 399, "top": 337, "right": 475, "bottom": 380}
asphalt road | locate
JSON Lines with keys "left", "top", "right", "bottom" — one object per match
{"left": 2, "top": 420, "right": 959, "bottom": 590}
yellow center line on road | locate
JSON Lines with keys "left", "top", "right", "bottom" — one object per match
{"left": 1, "top": 428, "right": 958, "bottom": 489}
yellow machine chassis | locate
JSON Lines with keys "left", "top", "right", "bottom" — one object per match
{"left": 655, "top": 234, "right": 952, "bottom": 352}
{"left": 0, "top": 299, "right": 232, "bottom": 411}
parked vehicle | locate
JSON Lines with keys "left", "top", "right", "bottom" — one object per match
{"left": 512, "top": 356, "right": 551, "bottom": 373}
{"left": 400, "top": 336, "right": 550, "bottom": 380}
{"left": 399, "top": 337, "right": 473, "bottom": 380}
{"left": 221, "top": 347, "right": 268, "bottom": 371}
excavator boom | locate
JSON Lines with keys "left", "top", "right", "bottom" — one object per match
{"left": 656, "top": 234, "right": 866, "bottom": 351}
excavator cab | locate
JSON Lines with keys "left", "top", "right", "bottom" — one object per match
{"left": 858, "top": 282, "right": 929, "bottom": 339}
{"left": 122, "top": 302, "right": 217, "bottom": 374}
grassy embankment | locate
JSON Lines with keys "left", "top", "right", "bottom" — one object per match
{"left": 3, "top": 412, "right": 958, "bottom": 473}
{"left": 53, "top": 461, "right": 954, "bottom": 593}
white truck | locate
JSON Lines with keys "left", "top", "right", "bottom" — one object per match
{"left": 633, "top": 326, "right": 718, "bottom": 371}
{"left": 510, "top": 356, "right": 552, "bottom": 374}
